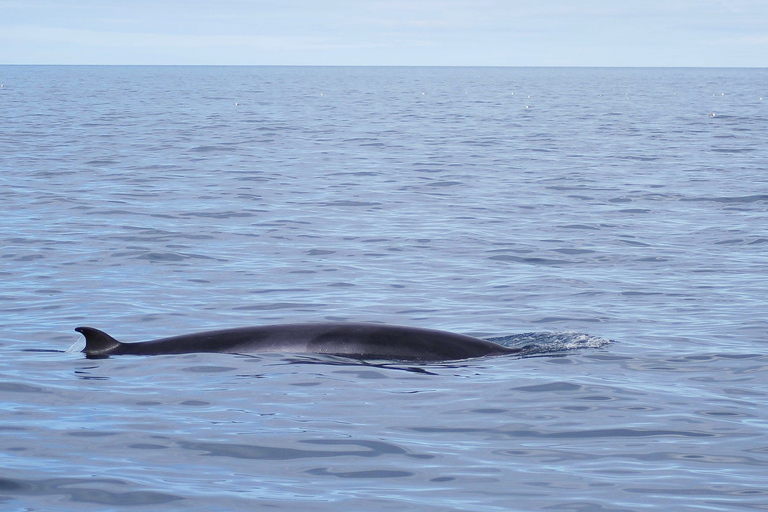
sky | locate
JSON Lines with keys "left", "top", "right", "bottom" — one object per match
{"left": 1, "top": 0, "right": 766, "bottom": 66}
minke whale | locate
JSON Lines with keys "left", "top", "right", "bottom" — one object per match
{"left": 75, "top": 323, "right": 521, "bottom": 361}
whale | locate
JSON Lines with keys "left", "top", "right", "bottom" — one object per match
{"left": 75, "top": 322, "right": 520, "bottom": 361}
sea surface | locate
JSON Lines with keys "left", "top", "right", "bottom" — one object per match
{"left": 1, "top": 66, "right": 767, "bottom": 511}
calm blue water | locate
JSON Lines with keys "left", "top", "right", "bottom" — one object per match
{"left": 1, "top": 66, "right": 767, "bottom": 511}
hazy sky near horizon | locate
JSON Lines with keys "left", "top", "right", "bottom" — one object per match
{"left": 1, "top": 0, "right": 766, "bottom": 66}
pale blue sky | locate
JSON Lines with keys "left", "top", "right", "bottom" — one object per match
{"left": 1, "top": 0, "right": 766, "bottom": 66}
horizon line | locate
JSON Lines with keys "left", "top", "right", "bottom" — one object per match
{"left": 2, "top": 64, "right": 767, "bottom": 69}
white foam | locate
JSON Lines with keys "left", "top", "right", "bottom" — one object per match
{"left": 66, "top": 339, "right": 85, "bottom": 353}
{"left": 485, "top": 331, "right": 612, "bottom": 355}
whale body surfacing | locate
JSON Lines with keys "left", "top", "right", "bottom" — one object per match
{"left": 75, "top": 323, "right": 521, "bottom": 362}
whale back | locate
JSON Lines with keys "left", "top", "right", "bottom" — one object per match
{"left": 75, "top": 323, "right": 519, "bottom": 361}
{"left": 303, "top": 323, "right": 513, "bottom": 360}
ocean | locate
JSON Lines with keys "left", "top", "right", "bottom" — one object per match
{"left": 1, "top": 66, "right": 766, "bottom": 511}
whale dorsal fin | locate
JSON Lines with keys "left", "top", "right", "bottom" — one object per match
{"left": 75, "top": 327, "right": 123, "bottom": 357}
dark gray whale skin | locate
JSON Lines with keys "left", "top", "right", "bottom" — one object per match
{"left": 75, "top": 323, "right": 520, "bottom": 361}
